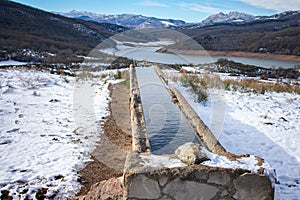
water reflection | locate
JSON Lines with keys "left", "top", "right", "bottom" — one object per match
{"left": 136, "top": 67, "right": 199, "bottom": 155}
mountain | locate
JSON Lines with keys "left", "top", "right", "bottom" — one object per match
{"left": 0, "top": 0, "right": 127, "bottom": 62}
{"left": 166, "top": 11, "right": 300, "bottom": 56}
{"left": 186, "top": 10, "right": 300, "bottom": 28}
{"left": 201, "top": 12, "right": 255, "bottom": 26}
{"left": 58, "top": 10, "right": 187, "bottom": 28}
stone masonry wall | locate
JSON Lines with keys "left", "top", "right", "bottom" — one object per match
{"left": 123, "top": 153, "right": 274, "bottom": 200}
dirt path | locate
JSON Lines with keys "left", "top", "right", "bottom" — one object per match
{"left": 77, "top": 81, "right": 132, "bottom": 195}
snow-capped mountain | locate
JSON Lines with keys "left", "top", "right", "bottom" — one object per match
{"left": 185, "top": 11, "right": 299, "bottom": 29}
{"left": 254, "top": 10, "right": 300, "bottom": 21}
{"left": 58, "top": 10, "right": 300, "bottom": 30}
{"left": 201, "top": 11, "right": 255, "bottom": 25}
{"left": 58, "top": 10, "right": 187, "bottom": 28}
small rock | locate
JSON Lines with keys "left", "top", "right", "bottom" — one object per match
{"left": 175, "top": 142, "right": 209, "bottom": 165}
{"left": 279, "top": 117, "right": 288, "bottom": 122}
{"left": 35, "top": 188, "right": 48, "bottom": 200}
{"left": 263, "top": 122, "right": 274, "bottom": 125}
{"left": 33, "top": 91, "right": 40, "bottom": 96}
{"left": 54, "top": 175, "right": 64, "bottom": 180}
{"left": 6, "top": 128, "right": 20, "bottom": 133}
{"left": 49, "top": 99, "right": 60, "bottom": 103}
{"left": 0, "top": 190, "right": 12, "bottom": 200}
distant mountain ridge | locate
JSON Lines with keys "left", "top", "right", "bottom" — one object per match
{"left": 187, "top": 10, "right": 300, "bottom": 28}
{"left": 58, "top": 10, "right": 187, "bottom": 28}
{"left": 201, "top": 12, "right": 255, "bottom": 26}
{"left": 58, "top": 10, "right": 300, "bottom": 29}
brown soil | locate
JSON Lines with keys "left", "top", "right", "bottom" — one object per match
{"left": 77, "top": 81, "right": 132, "bottom": 195}
{"left": 163, "top": 49, "right": 300, "bottom": 63}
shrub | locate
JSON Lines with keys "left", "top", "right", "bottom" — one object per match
{"left": 197, "top": 88, "right": 208, "bottom": 103}
{"left": 114, "top": 70, "right": 122, "bottom": 79}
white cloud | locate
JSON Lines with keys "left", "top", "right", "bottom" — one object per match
{"left": 178, "top": 2, "right": 226, "bottom": 14}
{"left": 138, "top": 0, "right": 168, "bottom": 7}
{"left": 239, "top": 0, "right": 300, "bottom": 11}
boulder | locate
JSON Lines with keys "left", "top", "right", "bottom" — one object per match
{"left": 73, "top": 177, "right": 123, "bottom": 200}
{"left": 175, "top": 142, "right": 209, "bottom": 165}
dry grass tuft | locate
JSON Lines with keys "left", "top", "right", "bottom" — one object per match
{"left": 224, "top": 79, "right": 300, "bottom": 94}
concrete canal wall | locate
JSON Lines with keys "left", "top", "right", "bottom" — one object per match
{"left": 129, "top": 64, "right": 150, "bottom": 153}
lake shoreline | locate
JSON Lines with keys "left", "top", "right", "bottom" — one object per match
{"left": 159, "top": 49, "right": 300, "bottom": 63}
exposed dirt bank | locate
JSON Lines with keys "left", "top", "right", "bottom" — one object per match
{"left": 162, "top": 49, "right": 300, "bottom": 63}
{"left": 77, "top": 81, "right": 132, "bottom": 195}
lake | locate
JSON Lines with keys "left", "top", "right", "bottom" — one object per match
{"left": 112, "top": 46, "right": 299, "bottom": 69}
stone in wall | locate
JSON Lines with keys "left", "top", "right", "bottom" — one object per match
{"left": 127, "top": 174, "right": 160, "bottom": 199}
{"left": 208, "top": 170, "right": 231, "bottom": 186}
{"left": 163, "top": 178, "right": 219, "bottom": 200}
{"left": 233, "top": 173, "right": 274, "bottom": 200}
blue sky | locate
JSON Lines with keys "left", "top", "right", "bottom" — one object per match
{"left": 13, "top": 0, "right": 300, "bottom": 22}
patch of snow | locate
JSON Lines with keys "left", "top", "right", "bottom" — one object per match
{"left": 47, "top": 53, "right": 56, "bottom": 57}
{"left": 232, "top": 19, "right": 244, "bottom": 22}
{"left": 140, "top": 154, "right": 186, "bottom": 168}
{"left": 182, "top": 66, "right": 197, "bottom": 73}
{"left": 267, "top": 16, "right": 280, "bottom": 20}
{"left": 74, "top": 68, "right": 128, "bottom": 77}
{"left": 202, "top": 150, "right": 276, "bottom": 184}
{"left": 0, "top": 60, "right": 27, "bottom": 66}
{"left": 160, "top": 20, "right": 175, "bottom": 27}
{"left": 99, "top": 48, "right": 118, "bottom": 55}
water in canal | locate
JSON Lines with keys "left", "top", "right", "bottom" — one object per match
{"left": 136, "top": 67, "right": 199, "bottom": 155}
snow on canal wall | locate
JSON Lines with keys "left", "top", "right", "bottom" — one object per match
{"left": 124, "top": 65, "right": 275, "bottom": 199}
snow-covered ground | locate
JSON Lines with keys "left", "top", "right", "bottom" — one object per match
{"left": 0, "top": 69, "right": 117, "bottom": 199}
{"left": 166, "top": 70, "right": 300, "bottom": 200}
{"left": 0, "top": 60, "right": 28, "bottom": 66}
